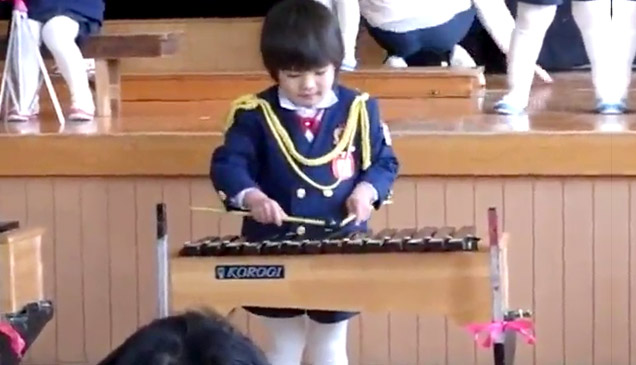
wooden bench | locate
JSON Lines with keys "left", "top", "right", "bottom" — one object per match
{"left": 0, "top": 223, "right": 45, "bottom": 313}
{"left": 0, "top": 32, "right": 180, "bottom": 117}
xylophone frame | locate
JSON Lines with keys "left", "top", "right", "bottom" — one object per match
{"left": 154, "top": 203, "right": 529, "bottom": 365}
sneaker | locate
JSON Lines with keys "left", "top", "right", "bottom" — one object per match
{"left": 384, "top": 56, "right": 408, "bottom": 68}
{"left": 450, "top": 45, "right": 477, "bottom": 68}
{"left": 68, "top": 107, "right": 94, "bottom": 121}
{"left": 493, "top": 98, "right": 526, "bottom": 115}
{"left": 7, "top": 109, "right": 37, "bottom": 122}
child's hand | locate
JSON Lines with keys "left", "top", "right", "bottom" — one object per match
{"left": 346, "top": 183, "right": 375, "bottom": 225}
{"left": 243, "top": 189, "right": 288, "bottom": 226}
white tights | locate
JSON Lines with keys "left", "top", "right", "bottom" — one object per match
{"left": 17, "top": 15, "right": 94, "bottom": 114}
{"left": 260, "top": 316, "right": 349, "bottom": 365}
{"left": 503, "top": 0, "right": 618, "bottom": 108}
{"left": 612, "top": 0, "right": 636, "bottom": 102}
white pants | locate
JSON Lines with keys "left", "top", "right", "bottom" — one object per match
{"left": 260, "top": 316, "right": 349, "bottom": 365}
{"left": 17, "top": 15, "right": 94, "bottom": 114}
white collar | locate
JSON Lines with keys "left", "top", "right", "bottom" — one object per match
{"left": 278, "top": 88, "right": 338, "bottom": 116}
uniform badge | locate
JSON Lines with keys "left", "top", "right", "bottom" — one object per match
{"left": 331, "top": 151, "right": 355, "bottom": 180}
{"left": 333, "top": 126, "right": 344, "bottom": 145}
{"left": 381, "top": 122, "right": 392, "bottom": 146}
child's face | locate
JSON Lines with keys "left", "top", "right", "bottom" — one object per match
{"left": 278, "top": 64, "right": 335, "bottom": 108}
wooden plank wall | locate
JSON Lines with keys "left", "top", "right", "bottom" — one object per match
{"left": 0, "top": 176, "right": 631, "bottom": 365}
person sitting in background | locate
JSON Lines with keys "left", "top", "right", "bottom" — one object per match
{"left": 8, "top": 0, "right": 104, "bottom": 122}
{"left": 320, "top": 0, "right": 551, "bottom": 85}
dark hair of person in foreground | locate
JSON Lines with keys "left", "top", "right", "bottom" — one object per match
{"left": 97, "top": 309, "right": 271, "bottom": 365}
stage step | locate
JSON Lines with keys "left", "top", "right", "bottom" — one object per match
{"left": 120, "top": 97, "right": 481, "bottom": 126}
{"left": 35, "top": 67, "right": 484, "bottom": 128}
{"left": 120, "top": 67, "right": 483, "bottom": 101}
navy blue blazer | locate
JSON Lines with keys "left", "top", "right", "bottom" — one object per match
{"left": 27, "top": 0, "right": 105, "bottom": 24}
{"left": 210, "top": 85, "right": 399, "bottom": 241}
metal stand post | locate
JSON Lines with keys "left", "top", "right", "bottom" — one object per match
{"left": 156, "top": 203, "right": 169, "bottom": 318}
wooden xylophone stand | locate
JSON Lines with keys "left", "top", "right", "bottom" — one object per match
{"left": 0, "top": 222, "right": 45, "bottom": 313}
{"left": 154, "top": 203, "right": 532, "bottom": 365}
{"left": 0, "top": 221, "right": 54, "bottom": 364}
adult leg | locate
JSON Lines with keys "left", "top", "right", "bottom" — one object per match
{"left": 494, "top": 0, "right": 559, "bottom": 115}
{"left": 610, "top": 0, "right": 636, "bottom": 112}
{"left": 40, "top": 15, "right": 95, "bottom": 120}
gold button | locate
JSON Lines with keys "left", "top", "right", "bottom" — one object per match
{"left": 296, "top": 225, "right": 306, "bottom": 235}
{"left": 218, "top": 190, "right": 227, "bottom": 201}
{"left": 296, "top": 188, "right": 306, "bottom": 199}
{"left": 323, "top": 189, "right": 333, "bottom": 197}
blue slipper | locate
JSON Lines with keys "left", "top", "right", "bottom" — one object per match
{"left": 493, "top": 100, "right": 526, "bottom": 115}
{"left": 596, "top": 100, "right": 627, "bottom": 115}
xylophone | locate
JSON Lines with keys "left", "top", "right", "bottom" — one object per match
{"left": 155, "top": 204, "right": 533, "bottom": 365}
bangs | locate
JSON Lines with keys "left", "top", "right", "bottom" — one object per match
{"left": 264, "top": 29, "right": 338, "bottom": 72}
{"left": 260, "top": 0, "right": 344, "bottom": 79}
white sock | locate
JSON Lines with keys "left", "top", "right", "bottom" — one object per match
{"left": 504, "top": 2, "right": 557, "bottom": 107}
{"left": 571, "top": 0, "right": 616, "bottom": 102}
{"left": 611, "top": 0, "right": 636, "bottom": 101}
{"left": 41, "top": 15, "right": 95, "bottom": 113}
{"left": 260, "top": 316, "right": 307, "bottom": 365}
{"left": 304, "top": 320, "right": 349, "bottom": 365}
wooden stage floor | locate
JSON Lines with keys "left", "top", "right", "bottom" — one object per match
{"left": 1, "top": 72, "right": 635, "bottom": 136}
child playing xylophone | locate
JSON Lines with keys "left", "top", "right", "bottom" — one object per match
{"left": 209, "top": 0, "right": 399, "bottom": 363}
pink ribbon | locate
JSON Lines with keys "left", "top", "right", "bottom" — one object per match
{"left": 0, "top": 320, "right": 25, "bottom": 358}
{"left": 13, "top": 0, "right": 27, "bottom": 12}
{"left": 0, "top": 0, "right": 27, "bottom": 11}
{"left": 465, "top": 319, "right": 536, "bottom": 348}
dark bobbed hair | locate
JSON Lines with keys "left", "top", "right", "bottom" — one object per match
{"left": 260, "top": 0, "right": 344, "bottom": 80}
{"left": 96, "top": 309, "right": 271, "bottom": 365}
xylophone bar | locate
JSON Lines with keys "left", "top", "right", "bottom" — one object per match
{"left": 178, "top": 226, "right": 481, "bottom": 257}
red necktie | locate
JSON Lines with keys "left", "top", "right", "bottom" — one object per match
{"left": 298, "top": 110, "right": 322, "bottom": 135}
{"left": 299, "top": 116, "right": 319, "bottom": 134}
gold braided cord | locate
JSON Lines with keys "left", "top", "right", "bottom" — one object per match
{"left": 223, "top": 93, "right": 373, "bottom": 191}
